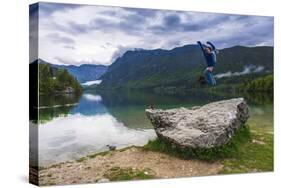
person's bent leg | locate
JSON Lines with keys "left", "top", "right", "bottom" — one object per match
{"left": 209, "top": 72, "right": 216, "bottom": 86}
{"left": 204, "top": 69, "right": 213, "bottom": 86}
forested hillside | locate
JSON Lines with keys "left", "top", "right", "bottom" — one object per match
{"left": 98, "top": 45, "right": 273, "bottom": 89}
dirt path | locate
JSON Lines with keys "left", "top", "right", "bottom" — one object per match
{"left": 39, "top": 147, "right": 223, "bottom": 186}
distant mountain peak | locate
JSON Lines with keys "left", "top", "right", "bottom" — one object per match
{"left": 32, "top": 58, "right": 108, "bottom": 83}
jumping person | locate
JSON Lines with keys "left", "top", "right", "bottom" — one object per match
{"left": 197, "top": 41, "right": 218, "bottom": 86}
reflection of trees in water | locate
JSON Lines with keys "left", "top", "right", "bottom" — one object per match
{"left": 38, "top": 94, "right": 82, "bottom": 124}
{"left": 35, "top": 89, "right": 272, "bottom": 125}
{"left": 97, "top": 90, "right": 226, "bottom": 108}
{"left": 39, "top": 93, "right": 81, "bottom": 107}
{"left": 39, "top": 106, "right": 73, "bottom": 124}
{"left": 96, "top": 89, "right": 273, "bottom": 109}
{"left": 204, "top": 89, "right": 273, "bottom": 106}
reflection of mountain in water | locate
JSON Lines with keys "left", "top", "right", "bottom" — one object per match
{"left": 96, "top": 90, "right": 227, "bottom": 129}
{"left": 38, "top": 113, "right": 156, "bottom": 166}
{"left": 69, "top": 93, "right": 108, "bottom": 116}
{"left": 37, "top": 92, "right": 157, "bottom": 166}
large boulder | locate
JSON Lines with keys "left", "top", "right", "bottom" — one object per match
{"left": 145, "top": 98, "right": 249, "bottom": 149}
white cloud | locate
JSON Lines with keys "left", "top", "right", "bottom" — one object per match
{"left": 36, "top": 3, "right": 273, "bottom": 66}
{"left": 215, "top": 65, "right": 265, "bottom": 78}
{"left": 82, "top": 80, "right": 102, "bottom": 86}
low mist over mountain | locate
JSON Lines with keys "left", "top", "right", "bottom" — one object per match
{"left": 98, "top": 44, "right": 273, "bottom": 89}
{"left": 35, "top": 59, "right": 108, "bottom": 83}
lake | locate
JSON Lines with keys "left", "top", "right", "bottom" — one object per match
{"left": 31, "top": 90, "right": 273, "bottom": 166}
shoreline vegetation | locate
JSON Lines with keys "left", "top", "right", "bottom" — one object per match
{"left": 38, "top": 63, "right": 83, "bottom": 95}
{"left": 38, "top": 124, "right": 273, "bottom": 186}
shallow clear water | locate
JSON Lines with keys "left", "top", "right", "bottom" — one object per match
{"left": 34, "top": 90, "right": 273, "bottom": 166}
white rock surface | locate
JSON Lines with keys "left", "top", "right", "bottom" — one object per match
{"left": 145, "top": 98, "right": 249, "bottom": 149}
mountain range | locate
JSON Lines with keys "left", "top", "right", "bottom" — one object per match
{"left": 98, "top": 44, "right": 273, "bottom": 89}
{"left": 33, "top": 44, "right": 273, "bottom": 90}
{"left": 35, "top": 59, "right": 108, "bottom": 83}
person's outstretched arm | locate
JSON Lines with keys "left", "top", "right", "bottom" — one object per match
{"left": 197, "top": 41, "right": 205, "bottom": 52}
{"left": 206, "top": 41, "right": 216, "bottom": 50}
{"left": 197, "top": 41, "right": 208, "bottom": 59}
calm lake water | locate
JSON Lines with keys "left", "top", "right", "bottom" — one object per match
{"left": 31, "top": 90, "right": 273, "bottom": 166}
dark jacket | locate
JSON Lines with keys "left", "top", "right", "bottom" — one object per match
{"left": 197, "top": 41, "right": 216, "bottom": 67}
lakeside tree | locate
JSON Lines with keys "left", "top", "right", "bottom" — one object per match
{"left": 39, "top": 63, "right": 82, "bottom": 94}
{"left": 242, "top": 74, "right": 273, "bottom": 92}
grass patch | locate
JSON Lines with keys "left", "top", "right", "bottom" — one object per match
{"left": 144, "top": 124, "right": 273, "bottom": 174}
{"left": 76, "top": 157, "right": 87, "bottom": 163}
{"left": 87, "top": 150, "right": 111, "bottom": 158}
{"left": 144, "top": 125, "right": 251, "bottom": 161}
{"left": 118, "top": 146, "right": 142, "bottom": 152}
{"left": 104, "top": 166, "right": 155, "bottom": 181}
{"left": 220, "top": 130, "right": 273, "bottom": 174}
{"left": 87, "top": 146, "right": 141, "bottom": 159}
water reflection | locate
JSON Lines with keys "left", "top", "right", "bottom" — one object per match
{"left": 38, "top": 94, "right": 81, "bottom": 123}
{"left": 36, "top": 90, "right": 273, "bottom": 166}
{"left": 39, "top": 113, "right": 155, "bottom": 166}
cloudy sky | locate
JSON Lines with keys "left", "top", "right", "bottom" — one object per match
{"left": 30, "top": 2, "right": 273, "bottom": 66}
